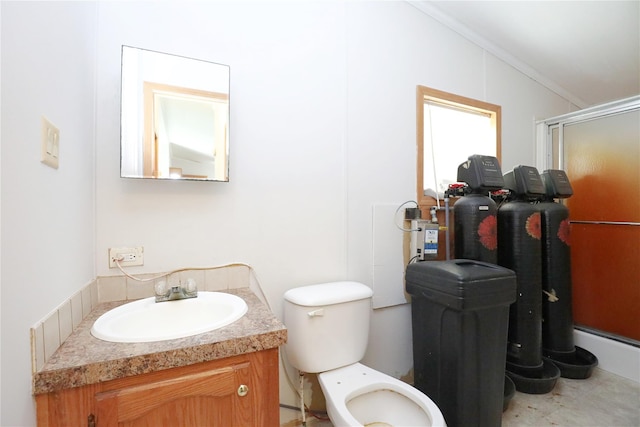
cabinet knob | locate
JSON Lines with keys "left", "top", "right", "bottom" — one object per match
{"left": 237, "top": 384, "right": 249, "bottom": 397}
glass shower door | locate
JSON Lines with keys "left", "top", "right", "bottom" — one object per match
{"left": 561, "top": 108, "right": 640, "bottom": 343}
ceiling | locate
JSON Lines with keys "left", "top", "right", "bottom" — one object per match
{"left": 411, "top": 1, "right": 640, "bottom": 108}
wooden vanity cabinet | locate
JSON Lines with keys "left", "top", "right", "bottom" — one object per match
{"left": 36, "top": 348, "right": 279, "bottom": 427}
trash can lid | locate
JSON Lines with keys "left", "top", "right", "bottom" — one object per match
{"left": 405, "top": 259, "right": 517, "bottom": 309}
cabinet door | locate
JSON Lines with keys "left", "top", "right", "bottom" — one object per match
{"left": 95, "top": 362, "right": 253, "bottom": 427}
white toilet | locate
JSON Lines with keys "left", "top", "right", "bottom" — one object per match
{"left": 283, "top": 281, "right": 446, "bottom": 427}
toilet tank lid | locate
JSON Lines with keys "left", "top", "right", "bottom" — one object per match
{"left": 284, "top": 281, "right": 373, "bottom": 306}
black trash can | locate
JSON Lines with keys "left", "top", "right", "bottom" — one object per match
{"left": 406, "top": 259, "right": 517, "bottom": 427}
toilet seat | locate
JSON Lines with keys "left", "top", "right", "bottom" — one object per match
{"left": 318, "top": 363, "right": 446, "bottom": 427}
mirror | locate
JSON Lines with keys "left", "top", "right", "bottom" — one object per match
{"left": 121, "top": 46, "right": 230, "bottom": 181}
{"left": 416, "top": 85, "right": 501, "bottom": 208}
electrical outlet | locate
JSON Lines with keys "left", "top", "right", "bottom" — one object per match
{"left": 41, "top": 116, "right": 60, "bottom": 169}
{"left": 109, "top": 247, "right": 144, "bottom": 268}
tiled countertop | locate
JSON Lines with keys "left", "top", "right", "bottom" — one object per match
{"left": 33, "top": 288, "right": 287, "bottom": 395}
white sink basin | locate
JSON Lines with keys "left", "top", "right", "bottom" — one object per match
{"left": 91, "top": 291, "right": 248, "bottom": 343}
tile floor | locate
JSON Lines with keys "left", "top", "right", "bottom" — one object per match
{"left": 280, "top": 368, "right": 640, "bottom": 426}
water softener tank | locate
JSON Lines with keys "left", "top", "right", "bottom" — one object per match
{"left": 453, "top": 154, "right": 516, "bottom": 412}
{"left": 539, "top": 170, "right": 598, "bottom": 379}
{"left": 499, "top": 165, "right": 560, "bottom": 394}
{"left": 454, "top": 155, "right": 504, "bottom": 264}
{"left": 538, "top": 170, "right": 575, "bottom": 353}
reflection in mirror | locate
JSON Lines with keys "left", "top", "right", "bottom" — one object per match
{"left": 121, "top": 46, "right": 230, "bottom": 181}
{"left": 416, "top": 85, "right": 501, "bottom": 208}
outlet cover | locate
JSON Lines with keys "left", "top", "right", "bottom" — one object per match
{"left": 109, "top": 247, "right": 144, "bottom": 268}
{"left": 41, "top": 116, "right": 60, "bottom": 169}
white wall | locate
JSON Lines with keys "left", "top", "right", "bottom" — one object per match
{"left": 95, "top": 1, "right": 348, "bottom": 283}
{"left": 0, "top": 2, "right": 97, "bottom": 425}
{"left": 1, "top": 2, "right": 577, "bottom": 425}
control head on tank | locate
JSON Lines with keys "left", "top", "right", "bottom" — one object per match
{"left": 502, "top": 165, "right": 546, "bottom": 201}
{"left": 456, "top": 154, "right": 505, "bottom": 194}
{"left": 541, "top": 169, "right": 573, "bottom": 200}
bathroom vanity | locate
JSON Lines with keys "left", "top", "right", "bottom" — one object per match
{"left": 33, "top": 288, "right": 286, "bottom": 427}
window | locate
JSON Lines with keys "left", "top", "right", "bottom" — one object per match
{"left": 416, "top": 86, "right": 501, "bottom": 209}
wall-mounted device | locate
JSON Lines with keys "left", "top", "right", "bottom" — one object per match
{"left": 410, "top": 219, "right": 439, "bottom": 261}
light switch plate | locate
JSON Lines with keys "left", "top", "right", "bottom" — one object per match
{"left": 41, "top": 117, "right": 60, "bottom": 169}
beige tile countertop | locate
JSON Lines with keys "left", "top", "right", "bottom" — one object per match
{"left": 33, "top": 288, "right": 287, "bottom": 395}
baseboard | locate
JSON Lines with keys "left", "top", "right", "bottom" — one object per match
{"left": 574, "top": 329, "right": 639, "bottom": 383}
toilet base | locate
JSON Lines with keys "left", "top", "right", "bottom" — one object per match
{"left": 318, "top": 363, "right": 445, "bottom": 427}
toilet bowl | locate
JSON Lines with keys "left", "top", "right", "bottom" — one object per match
{"left": 319, "top": 363, "right": 446, "bottom": 427}
{"left": 283, "top": 281, "right": 446, "bottom": 427}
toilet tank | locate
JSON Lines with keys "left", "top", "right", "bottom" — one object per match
{"left": 283, "top": 281, "right": 373, "bottom": 373}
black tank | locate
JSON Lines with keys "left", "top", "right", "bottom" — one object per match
{"left": 498, "top": 200, "right": 543, "bottom": 368}
{"left": 454, "top": 194, "right": 498, "bottom": 264}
